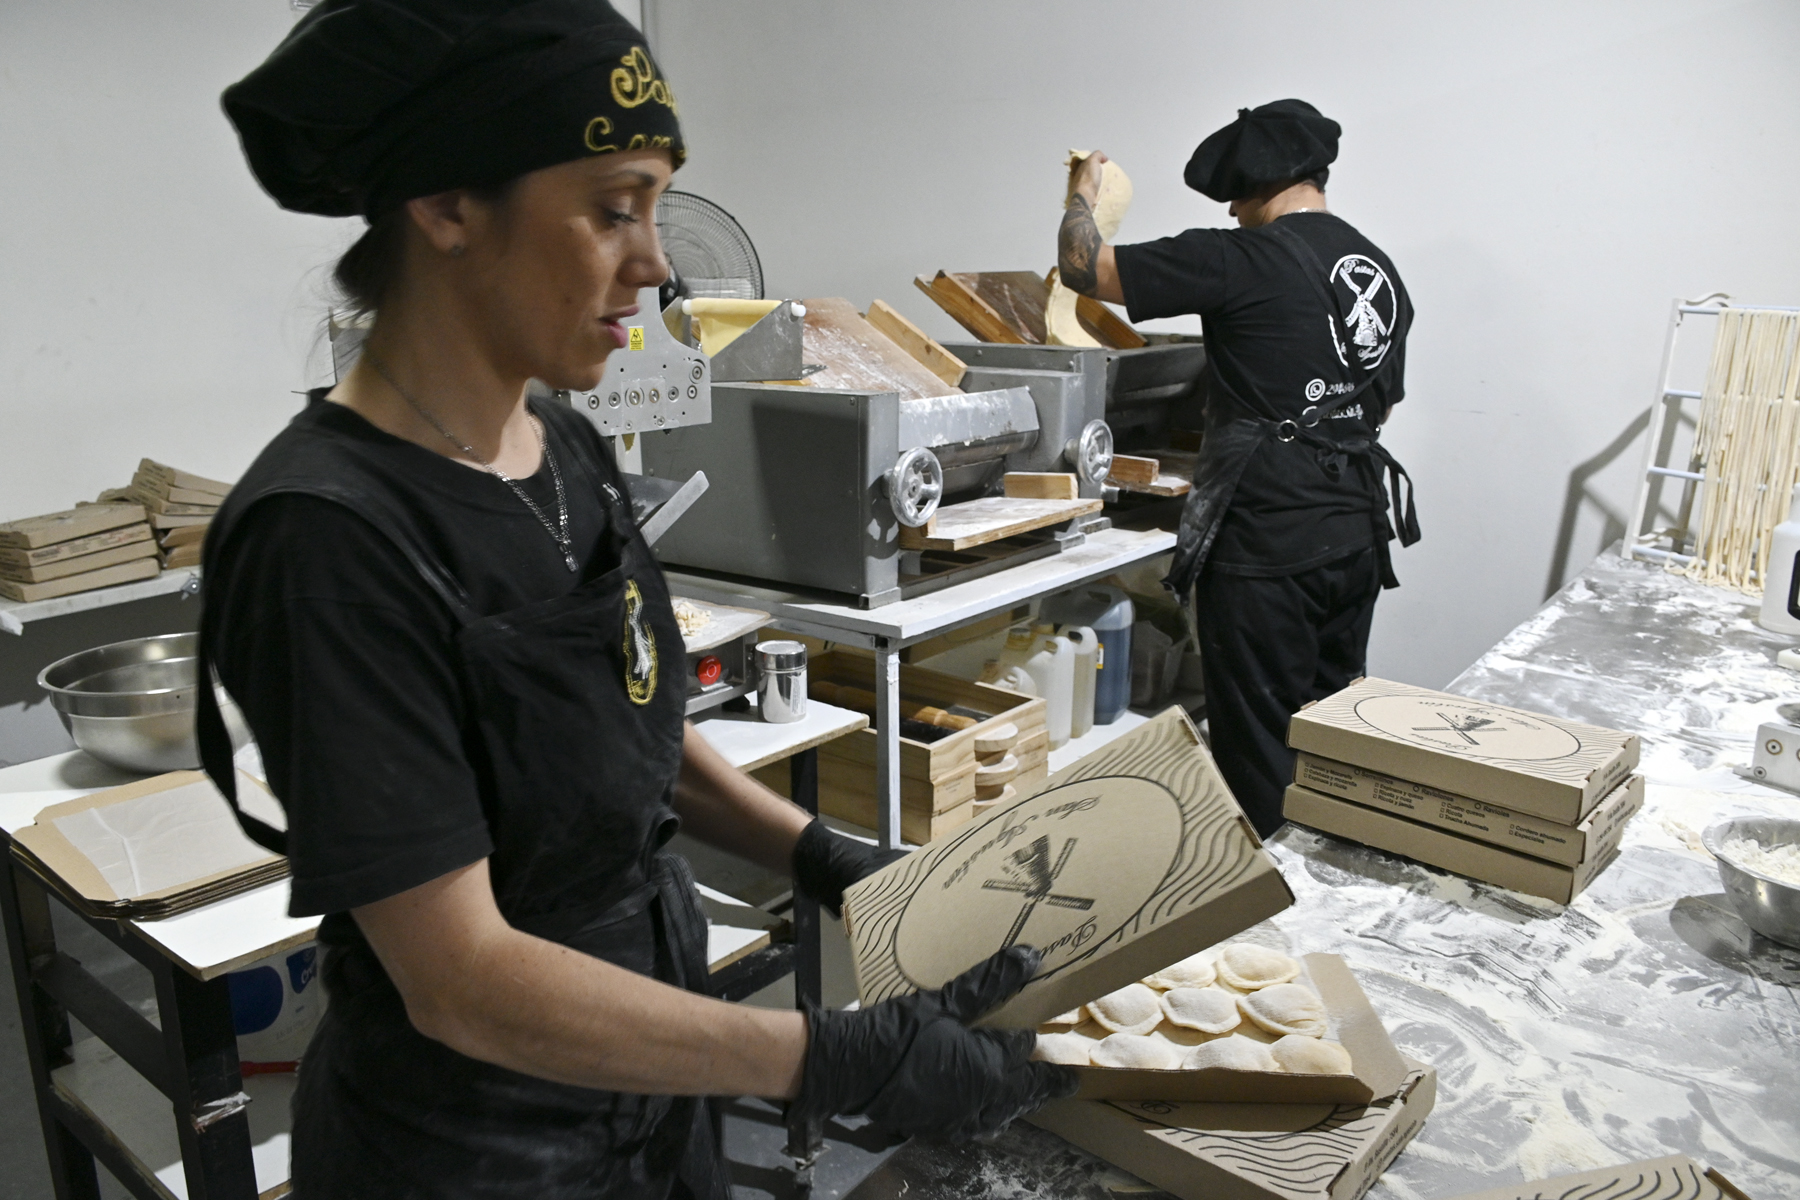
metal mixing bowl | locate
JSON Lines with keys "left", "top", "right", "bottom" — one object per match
{"left": 38, "top": 632, "right": 200, "bottom": 774}
{"left": 1702, "top": 817, "right": 1800, "bottom": 949}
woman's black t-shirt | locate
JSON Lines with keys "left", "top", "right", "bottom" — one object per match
{"left": 1115, "top": 212, "right": 1412, "bottom": 576}
{"left": 207, "top": 396, "right": 618, "bottom": 921}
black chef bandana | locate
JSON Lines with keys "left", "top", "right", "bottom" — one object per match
{"left": 1183, "top": 99, "right": 1339, "bottom": 203}
{"left": 222, "top": 0, "right": 684, "bottom": 219}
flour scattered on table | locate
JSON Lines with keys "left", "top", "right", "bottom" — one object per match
{"left": 671, "top": 599, "right": 711, "bottom": 637}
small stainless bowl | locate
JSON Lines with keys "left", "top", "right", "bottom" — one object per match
{"left": 1702, "top": 817, "right": 1800, "bottom": 949}
{"left": 38, "top": 632, "right": 200, "bottom": 774}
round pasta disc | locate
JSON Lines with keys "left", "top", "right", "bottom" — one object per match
{"left": 1040, "top": 1006, "right": 1086, "bottom": 1028}
{"left": 1088, "top": 983, "right": 1163, "bottom": 1036}
{"left": 1160, "top": 986, "right": 1241, "bottom": 1034}
{"left": 1216, "top": 943, "right": 1302, "bottom": 990}
{"left": 1238, "top": 983, "right": 1328, "bottom": 1038}
{"left": 1270, "top": 1034, "right": 1353, "bottom": 1074}
{"left": 1090, "top": 1033, "right": 1182, "bottom": 1071}
{"left": 1183, "top": 1034, "right": 1279, "bottom": 1072}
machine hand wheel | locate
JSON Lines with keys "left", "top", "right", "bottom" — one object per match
{"left": 885, "top": 446, "right": 944, "bottom": 528}
{"left": 1067, "top": 419, "right": 1115, "bottom": 484}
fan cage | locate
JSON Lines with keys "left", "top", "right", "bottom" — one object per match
{"left": 655, "top": 191, "right": 763, "bottom": 301}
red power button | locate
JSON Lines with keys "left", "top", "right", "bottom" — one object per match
{"left": 695, "top": 656, "right": 723, "bottom": 686}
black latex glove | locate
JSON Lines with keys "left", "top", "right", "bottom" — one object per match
{"left": 792, "top": 816, "right": 909, "bottom": 917}
{"left": 793, "top": 945, "right": 1078, "bottom": 1142}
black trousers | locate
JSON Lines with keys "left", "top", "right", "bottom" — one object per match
{"left": 1195, "top": 546, "right": 1380, "bottom": 837}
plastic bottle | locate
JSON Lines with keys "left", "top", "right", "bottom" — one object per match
{"left": 980, "top": 626, "right": 1042, "bottom": 696}
{"left": 1042, "top": 586, "right": 1135, "bottom": 724}
{"left": 1760, "top": 483, "right": 1800, "bottom": 635}
{"left": 1064, "top": 626, "right": 1098, "bottom": 739}
{"left": 1022, "top": 624, "right": 1076, "bottom": 749}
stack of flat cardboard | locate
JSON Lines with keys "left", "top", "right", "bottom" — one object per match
{"left": 10, "top": 770, "right": 286, "bottom": 920}
{"left": 1284, "top": 677, "right": 1644, "bottom": 905}
{"left": 0, "top": 503, "right": 157, "bottom": 602}
{"left": 97, "top": 459, "right": 230, "bottom": 569}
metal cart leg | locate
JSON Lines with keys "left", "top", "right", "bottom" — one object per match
{"left": 0, "top": 850, "right": 101, "bottom": 1200}
{"left": 787, "top": 747, "right": 825, "bottom": 1195}
{"left": 873, "top": 640, "right": 902, "bottom": 851}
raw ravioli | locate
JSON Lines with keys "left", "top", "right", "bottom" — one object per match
{"left": 1270, "top": 1034, "right": 1353, "bottom": 1074}
{"left": 1041, "top": 1006, "right": 1086, "bottom": 1027}
{"left": 1160, "top": 986, "right": 1240, "bottom": 1034}
{"left": 1183, "top": 1035, "right": 1279, "bottom": 1072}
{"left": 1090, "top": 1033, "right": 1182, "bottom": 1070}
{"left": 1033, "top": 1031, "right": 1095, "bottom": 1066}
{"left": 1146, "top": 951, "right": 1217, "bottom": 991}
{"left": 1216, "top": 944, "right": 1301, "bottom": 990}
{"left": 1088, "top": 982, "right": 1163, "bottom": 1035}
{"left": 1238, "top": 983, "right": 1328, "bottom": 1038}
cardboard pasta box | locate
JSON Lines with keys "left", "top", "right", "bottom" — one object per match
{"left": 1283, "top": 782, "right": 1640, "bottom": 905}
{"left": 1287, "top": 678, "right": 1639, "bottom": 825}
{"left": 842, "top": 707, "right": 1294, "bottom": 1032}
{"left": 1065, "top": 952, "right": 1410, "bottom": 1105}
{"left": 1029, "top": 1060, "right": 1436, "bottom": 1200}
{"left": 1294, "top": 754, "right": 1643, "bottom": 867}
{"left": 1441, "top": 1154, "right": 1746, "bottom": 1200}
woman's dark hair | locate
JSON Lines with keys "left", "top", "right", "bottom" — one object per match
{"left": 333, "top": 180, "right": 516, "bottom": 316}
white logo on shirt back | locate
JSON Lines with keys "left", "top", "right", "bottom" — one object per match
{"left": 1328, "top": 254, "right": 1396, "bottom": 370}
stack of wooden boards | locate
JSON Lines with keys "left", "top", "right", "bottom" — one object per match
{"left": 916, "top": 269, "right": 1145, "bottom": 350}
{"left": 752, "top": 652, "right": 1048, "bottom": 844}
{"left": 0, "top": 503, "right": 159, "bottom": 602}
{"left": 96, "top": 459, "right": 232, "bottom": 569}
{"left": 1282, "top": 677, "right": 1644, "bottom": 904}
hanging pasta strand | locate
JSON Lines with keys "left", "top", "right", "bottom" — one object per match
{"left": 1684, "top": 309, "right": 1800, "bottom": 592}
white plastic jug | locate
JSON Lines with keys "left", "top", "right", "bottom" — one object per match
{"left": 1042, "top": 586, "right": 1134, "bottom": 724}
{"left": 1023, "top": 624, "right": 1076, "bottom": 749}
{"left": 1063, "top": 625, "right": 1098, "bottom": 738}
{"left": 1760, "top": 483, "right": 1800, "bottom": 635}
{"left": 981, "top": 626, "right": 1042, "bottom": 696}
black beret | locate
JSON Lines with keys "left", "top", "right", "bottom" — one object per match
{"left": 222, "top": 0, "right": 684, "bottom": 218}
{"left": 1184, "top": 99, "right": 1339, "bottom": 202}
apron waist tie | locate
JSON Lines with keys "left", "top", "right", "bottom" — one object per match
{"left": 1294, "top": 427, "right": 1420, "bottom": 591}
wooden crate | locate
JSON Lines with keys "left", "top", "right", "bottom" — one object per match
{"left": 752, "top": 653, "right": 1046, "bottom": 843}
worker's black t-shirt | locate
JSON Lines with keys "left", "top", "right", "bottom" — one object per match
{"left": 1115, "top": 212, "right": 1411, "bottom": 575}
{"left": 207, "top": 397, "right": 616, "bottom": 935}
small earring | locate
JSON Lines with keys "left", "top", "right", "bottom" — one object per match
{"left": 449, "top": 244, "right": 466, "bottom": 257}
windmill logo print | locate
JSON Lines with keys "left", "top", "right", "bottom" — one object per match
{"left": 1328, "top": 254, "right": 1396, "bottom": 370}
{"left": 981, "top": 835, "right": 1096, "bottom": 949}
{"left": 1414, "top": 712, "right": 1498, "bottom": 746}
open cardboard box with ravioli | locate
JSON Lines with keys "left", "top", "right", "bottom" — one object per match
{"left": 841, "top": 708, "right": 1411, "bottom": 1104}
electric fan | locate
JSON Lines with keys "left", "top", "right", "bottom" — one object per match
{"left": 654, "top": 191, "right": 763, "bottom": 309}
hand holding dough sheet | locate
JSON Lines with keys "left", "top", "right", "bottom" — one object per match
{"left": 1048, "top": 149, "right": 1135, "bottom": 348}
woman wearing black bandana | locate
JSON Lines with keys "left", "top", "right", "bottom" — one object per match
{"left": 203, "top": 3, "right": 1073, "bottom": 1195}
{"left": 1058, "top": 100, "right": 1419, "bottom": 840}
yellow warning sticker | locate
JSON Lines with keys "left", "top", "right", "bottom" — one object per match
{"left": 628, "top": 326, "right": 645, "bottom": 351}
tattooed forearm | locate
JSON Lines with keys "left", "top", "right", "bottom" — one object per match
{"left": 1058, "top": 194, "right": 1103, "bottom": 296}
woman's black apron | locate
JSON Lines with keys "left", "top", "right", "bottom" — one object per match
{"left": 194, "top": 400, "right": 728, "bottom": 1199}
{"left": 1164, "top": 221, "right": 1421, "bottom": 596}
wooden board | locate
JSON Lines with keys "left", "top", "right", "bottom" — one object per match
{"left": 914, "top": 272, "right": 1029, "bottom": 344}
{"left": 1002, "top": 472, "right": 1079, "bottom": 500}
{"left": 795, "top": 297, "right": 960, "bottom": 400}
{"left": 899, "top": 496, "right": 1102, "bottom": 551}
{"left": 1109, "top": 448, "right": 1196, "bottom": 497}
{"left": 865, "top": 299, "right": 966, "bottom": 388}
{"left": 1076, "top": 294, "right": 1146, "bottom": 349}
{"left": 1106, "top": 455, "right": 1160, "bottom": 487}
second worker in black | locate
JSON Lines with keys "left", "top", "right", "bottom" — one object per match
{"left": 1059, "top": 99, "right": 1420, "bottom": 837}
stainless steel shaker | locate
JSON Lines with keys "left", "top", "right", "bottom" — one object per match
{"left": 755, "top": 640, "right": 808, "bottom": 723}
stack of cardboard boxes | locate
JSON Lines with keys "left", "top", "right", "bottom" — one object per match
{"left": 1283, "top": 677, "right": 1643, "bottom": 905}
{"left": 98, "top": 459, "right": 230, "bottom": 570}
{"left": 0, "top": 503, "right": 159, "bottom": 602}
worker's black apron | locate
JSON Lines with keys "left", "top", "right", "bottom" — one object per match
{"left": 1163, "top": 221, "right": 1421, "bottom": 595}
{"left": 194, "top": 401, "right": 728, "bottom": 1199}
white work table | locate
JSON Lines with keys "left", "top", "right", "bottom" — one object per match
{"left": 666, "top": 524, "right": 1177, "bottom": 847}
{"left": 0, "top": 698, "right": 865, "bottom": 1200}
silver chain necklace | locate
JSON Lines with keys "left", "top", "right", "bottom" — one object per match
{"left": 364, "top": 351, "right": 578, "bottom": 572}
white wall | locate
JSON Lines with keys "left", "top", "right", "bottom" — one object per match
{"left": 653, "top": 0, "right": 1800, "bottom": 685}
{"left": 2, "top": 1, "right": 1797, "bottom": 691}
